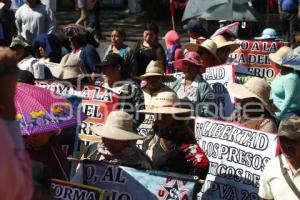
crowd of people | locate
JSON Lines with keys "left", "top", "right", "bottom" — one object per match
{"left": 1, "top": 0, "right": 300, "bottom": 199}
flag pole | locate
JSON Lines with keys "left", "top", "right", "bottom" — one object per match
{"left": 170, "top": 0, "right": 176, "bottom": 30}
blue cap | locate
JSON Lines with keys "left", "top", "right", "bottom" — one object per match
{"left": 254, "top": 28, "right": 278, "bottom": 40}
{"left": 183, "top": 19, "right": 207, "bottom": 36}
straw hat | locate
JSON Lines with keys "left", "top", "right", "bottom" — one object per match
{"left": 50, "top": 53, "right": 86, "bottom": 79}
{"left": 269, "top": 46, "right": 292, "bottom": 66}
{"left": 228, "top": 77, "right": 278, "bottom": 115}
{"left": 138, "top": 91, "right": 193, "bottom": 114}
{"left": 211, "top": 35, "right": 240, "bottom": 53}
{"left": 91, "top": 111, "right": 144, "bottom": 140}
{"left": 136, "top": 60, "right": 176, "bottom": 82}
{"left": 0, "top": 2, "right": 5, "bottom": 10}
{"left": 184, "top": 39, "right": 221, "bottom": 63}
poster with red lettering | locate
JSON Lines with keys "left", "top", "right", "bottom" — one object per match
{"left": 229, "top": 40, "right": 283, "bottom": 80}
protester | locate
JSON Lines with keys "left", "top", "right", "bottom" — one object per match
{"left": 140, "top": 91, "right": 209, "bottom": 180}
{"left": 183, "top": 18, "right": 208, "bottom": 44}
{"left": 31, "top": 161, "right": 52, "bottom": 200}
{"left": 228, "top": 77, "right": 278, "bottom": 133}
{"left": 64, "top": 24, "right": 101, "bottom": 73}
{"left": 134, "top": 22, "right": 166, "bottom": 76}
{"left": 293, "top": 30, "right": 300, "bottom": 48}
{"left": 171, "top": 51, "right": 215, "bottom": 117}
{"left": 72, "top": 111, "right": 152, "bottom": 182}
{"left": 32, "top": 33, "right": 62, "bottom": 63}
{"left": 164, "top": 30, "right": 184, "bottom": 74}
{"left": 184, "top": 39, "right": 221, "bottom": 67}
{"left": 211, "top": 34, "right": 240, "bottom": 64}
{"left": 136, "top": 60, "right": 176, "bottom": 135}
{"left": 10, "top": 35, "right": 49, "bottom": 79}
{"left": 269, "top": 46, "right": 300, "bottom": 120}
{"left": 88, "top": 0, "right": 102, "bottom": 41}
{"left": 76, "top": 0, "right": 97, "bottom": 27}
{"left": 24, "top": 130, "right": 69, "bottom": 180}
{"left": 103, "top": 28, "right": 136, "bottom": 77}
{"left": 254, "top": 28, "right": 280, "bottom": 41}
{"left": 0, "top": 47, "right": 33, "bottom": 200}
{"left": 95, "top": 53, "right": 143, "bottom": 122}
{"left": 259, "top": 115, "right": 300, "bottom": 199}
{"left": 0, "top": 0, "right": 17, "bottom": 46}
{"left": 15, "top": 0, "right": 56, "bottom": 44}
{"left": 277, "top": 0, "right": 300, "bottom": 46}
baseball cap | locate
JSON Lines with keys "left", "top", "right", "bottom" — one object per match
{"left": 278, "top": 115, "right": 300, "bottom": 140}
{"left": 183, "top": 19, "right": 207, "bottom": 37}
{"left": 96, "top": 53, "right": 125, "bottom": 68}
{"left": 10, "top": 35, "right": 30, "bottom": 48}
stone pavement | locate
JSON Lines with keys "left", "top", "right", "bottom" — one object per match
{"left": 55, "top": 9, "right": 189, "bottom": 59}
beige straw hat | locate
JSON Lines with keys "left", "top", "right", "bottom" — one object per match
{"left": 184, "top": 39, "right": 221, "bottom": 64}
{"left": 269, "top": 46, "right": 292, "bottom": 66}
{"left": 50, "top": 53, "right": 86, "bottom": 80}
{"left": 228, "top": 77, "right": 278, "bottom": 115}
{"left": 138, "top": 91, "right": 193, "bottom": 114}
{"left": 91, "top": 111, "right": 144, "bottom": 140}
{"left": 211, "top": 35, "right": 240, "bottom": 53}
{"left": 136, "top": 60, "right": 176, "bottom": 82}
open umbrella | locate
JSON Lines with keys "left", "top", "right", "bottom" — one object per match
{"left": 182, "top": 0, "right": 254, "bottom": 21}
{"left": 201, "top": 2, "right": 261, "bottom": 22}
{"left": 15, "top": 83, "right": 84, "bottom": 135}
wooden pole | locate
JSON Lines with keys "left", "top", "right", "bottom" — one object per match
{"left": 170, "top": 0, "right": 176, "bottom": 30}
{"left": 266, "top": 0, "right": 270, "bottom": 26}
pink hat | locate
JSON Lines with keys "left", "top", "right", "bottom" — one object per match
{"left": 164, "top": 30, "right": 180, "bottom": 49}
{"left": 174, "top": 52, "right": 204, "bottom": 71}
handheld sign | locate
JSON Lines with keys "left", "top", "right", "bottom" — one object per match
{"left": 194, "top": 117, "right": 277, "bottom": 200}
{"left": 52, "top": 179, "right": 104, "bottom": 200}
{"left": 83, "top": 160, "right": 198, "bottom": 200}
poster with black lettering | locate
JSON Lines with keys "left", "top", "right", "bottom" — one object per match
{"left": 194, "top": 117, "right": 277, "bottom": 200}
{"left": 52, "top": 179, "right": 103, "bottom": 200}
{"left": 83, "top": 160, "right": 198, "bottom": 200}
{"left": 169, "top": 64, "right": 235, "bottom": 119}
{"left": 229, "top": 40, "right": 283, "bottom": 80}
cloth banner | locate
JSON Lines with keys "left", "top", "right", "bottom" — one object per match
{"left": 194, "top": 117, "right": 277, "bottom": 200}
{"left": 229, "top": 40, "right": 283, "bottom": 80}
{"left": 52, "top": 179, "right": 103, "bottom": 200}
{"left": 83, "top": 160, "right": 198, "bottom": 200}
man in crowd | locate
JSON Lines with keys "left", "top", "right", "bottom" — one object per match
{"left": 259, "top": 115, "right": 300, "bottom": 200}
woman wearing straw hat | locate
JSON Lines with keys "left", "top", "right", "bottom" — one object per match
{"left": 211, "top": 35, "right": 240, "bottom": 64}
{"left": 72, "top": 111, "right": 152, "bottom": 183}
{"left": 171, "top": 52, "right": 215, "bottom": 117}
{"left": 269, "top": 46, "right": 300, "bottom": 120}
{"left": 140, "top": 91, "right": 209, "bottom": 180}
{"left": 228, "top": 77, "right": 278, "bottom": 133}
{"left": 184, "top": 39, "right": 221, "bottom": 67}
{"left": 136, "top": 60, "right": 176, "bottom": 136}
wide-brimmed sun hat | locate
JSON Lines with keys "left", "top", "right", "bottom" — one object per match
{"left": 138, "top": 91, "right": 193, "bottom": 114}
{"left": 278, "top": 115, "right": 300, "bottom": 140}
{"left": 228, "top": 77, "right": 278, "bottom": 115}
{"left": 184, "top": 39, "right": 221, "bottom": 64}
{"left": 91, "top": 111, "right": 144, "bottom": 140}
{"left": 211, "top": 35, "right": 240, "bottom": 53}
{"left": 279, "top": 46, "right": 300, "bottom": 70}
{"left": 136, "top": 60, "right": 176, "bottom": 82}
{"left": 10, "top": 35, "right": 30, "bottom": 48}
{"left": 174, "top": 51, "right": 204, "bottom": 71}
{"left": 254, "top": 28, "right": 278, "bottom": 40}
{"left": 269, "top": 46, "right": 292, "bottom": 66}
{"left": 50, "top": 53, "right": 86, "bottom": 79}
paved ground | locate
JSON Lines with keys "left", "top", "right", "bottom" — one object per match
{"left": 55, "top": 9, "right": 190, "bottom": 59}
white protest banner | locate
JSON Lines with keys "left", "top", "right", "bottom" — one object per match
{"left": 169, "top": 64, "right": 235, "bottom": 119}
{"left": 194, "top": 117, "right": 277, "bottom": 200}
{"left": 83, "top": 160, "right": 198, "bottom": 200}
{"left": 52, "top": 179, "right": 104, "bottom": 200}
{"left": 230, "top": 40, "right": 283, "bottom": 80}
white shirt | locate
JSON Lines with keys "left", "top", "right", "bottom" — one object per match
{"left": 259, "top": 154, "right": 300, "bottom": 200}
{"left": 17, "top": 55, "right": 46, "bottom": 79}
{"left": 176, "top": 74, "right": 202, "bottom": 103}
{"left": 15, "top": 3, "right": 56, "bottom": 43}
